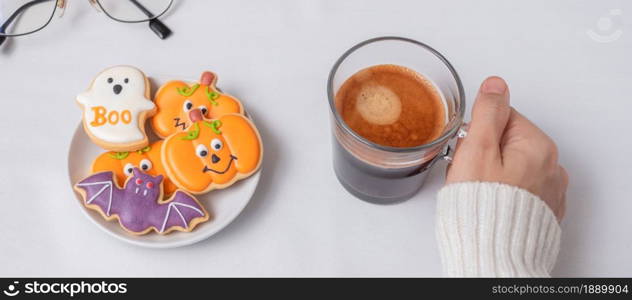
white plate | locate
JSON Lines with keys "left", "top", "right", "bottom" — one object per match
{"left": 66, "top": 76, "right": 261, "bottom": 249}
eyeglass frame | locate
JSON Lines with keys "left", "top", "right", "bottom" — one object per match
{"left": 0, "top": 0, "right": 173, "bottom": 41}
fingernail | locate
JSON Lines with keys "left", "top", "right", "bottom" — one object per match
{"left": 481, "top": 77, "right": 507, "bottom": 95}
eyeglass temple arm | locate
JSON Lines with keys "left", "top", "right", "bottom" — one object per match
{"left": 127, "top": 0, "right": 172, "bottom": 39}
{"left": 0, "top": 0, "right": 55, "bottom": 46}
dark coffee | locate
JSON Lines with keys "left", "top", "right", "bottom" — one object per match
{"left": 335, "top": 64, "right": 446, "bottom": 148}
{"left": 332, "top": 64, "right": 448, "bottom": 203}
{"left": 332, "top": 137, "right": 441, "bottom": 204}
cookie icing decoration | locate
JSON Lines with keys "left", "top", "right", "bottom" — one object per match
{"left": 203, "top": 120, "right": 223, "bottom": 134}
{"left": 151, "top": 71, "right": 244, "bottom": 138}
{"left": 177, "top": 84, "right": 199, "bottom": 97}
{"left": 75, "top": 168, "right": 209, "bottom": 235}
{"left": 77, "top": 66, "right": 156, "bottom": 152}
{"left": 92, "top": 140, "right": 178, "bottom": 196}
{"left": 180, "top": 123, "right": 200, "bottom": 141}
{"left": 162, "top": 113, "right": 263, "bottom": 194}
{"left": 109, "top": 152, "right": 130, "bottom": 160}
{"left": 137, "top": 146, "right": 152, "bottom": 155}
{"left": 205, "top": 88, "right": 220, "bottom": 106}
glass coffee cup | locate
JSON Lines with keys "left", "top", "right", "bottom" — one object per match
{"left": 327, "top": 37, "right": 466, "bottom": 204}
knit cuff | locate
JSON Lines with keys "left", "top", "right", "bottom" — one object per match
{"left": 436, "top": 182, "right": 561, "bottom": 277}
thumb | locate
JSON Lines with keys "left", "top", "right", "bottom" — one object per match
{"left": 465, "top": 76, "right": 511, "bottom": 151}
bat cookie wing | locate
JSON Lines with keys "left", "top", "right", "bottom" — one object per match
{"left": 158, "top": 191, "right": 209, "bottom": 234}
{"left": 75, "top": 168, "right": 209, "bottom": 235}
{"left": 74, "top": 171, "right": 121, "bottom": 217}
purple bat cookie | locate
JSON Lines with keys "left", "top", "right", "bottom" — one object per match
{"left": 75, "top": 168, "right": 209, "bottom": 234}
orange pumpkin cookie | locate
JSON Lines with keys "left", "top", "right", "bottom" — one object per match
{"left": 161, "top": 113, "right": 263, "bottom": 194}
{"left": 91, "top": 140, "right": 178, "bottom": 196}
{"left": 151, "top": 71, "right": 244, "bottom": 138}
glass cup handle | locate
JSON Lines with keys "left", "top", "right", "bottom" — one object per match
{"left": 443, "top": 123, "right": 469, "bottom": 163}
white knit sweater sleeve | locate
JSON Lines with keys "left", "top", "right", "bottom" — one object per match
{"left": 435, "top": 182, "right": 561, "bottom": 277}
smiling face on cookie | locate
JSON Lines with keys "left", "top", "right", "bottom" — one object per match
{"left": 77, "top": 66, "right": 156, "bottom": 151}
{"left": 162, "top": 113, "right": 262, "bottom": 194}
{"left": 151, "top": 71, "right": 243, "bottom": 138}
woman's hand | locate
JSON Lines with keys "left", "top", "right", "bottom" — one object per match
{"left": 446, "top": 77, "right": 568, "bottom": 221}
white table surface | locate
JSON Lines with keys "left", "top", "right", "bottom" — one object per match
{"left": 1, "top": 0, "right": 630, "bottom": 277}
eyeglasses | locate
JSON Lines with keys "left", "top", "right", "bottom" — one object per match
{"left": 0, "top": 0, "right": 174, "bottom": 46}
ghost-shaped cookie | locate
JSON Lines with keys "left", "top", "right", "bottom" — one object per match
{"left": 77, "top": 66, "right": 156, "bottom": 152}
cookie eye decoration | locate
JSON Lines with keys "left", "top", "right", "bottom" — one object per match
{"left": 162, "top": 114, "right": 263, "bottom": 194}
{"left": 107, "top": 77, "right": 113, "bottom": 84}
{"left": 91, "top": 140, "right": 179, "bottom": 196}
{"left": 135, "top": 178, "right": 143, "bottom": 185}
{"left": 139, "top": 159, "right": 152, "bottom": 171}
{"left": 198, "top": 105, "right": 208, "bottom": 116}
{"left": 150, "top": 71, "right": 244, "bottom": 139}
{"left": 196, "top": 144, "right": 209, "bottom": 158}
{"left": 183, "top": 100, "right": 194, "bottom": 112}
{"left": 211, "top": 138, "right": 223, "bottom": 151}
{"left": 124, "top": 78, "right": 129, "bottom": 84}
{"left": 124, "top": 163, "right": 135, "bottom": 176}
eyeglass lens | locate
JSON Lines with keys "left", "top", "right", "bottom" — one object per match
{"left": 96, "top": 0, "right": 173, "bottom": 23}
{"left": 0, "top": 0, "right": 57, "bottom": 36}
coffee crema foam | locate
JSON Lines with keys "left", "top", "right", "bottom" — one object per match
{"left": 335, "top": 64, "right": 446, "bottom": 148}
